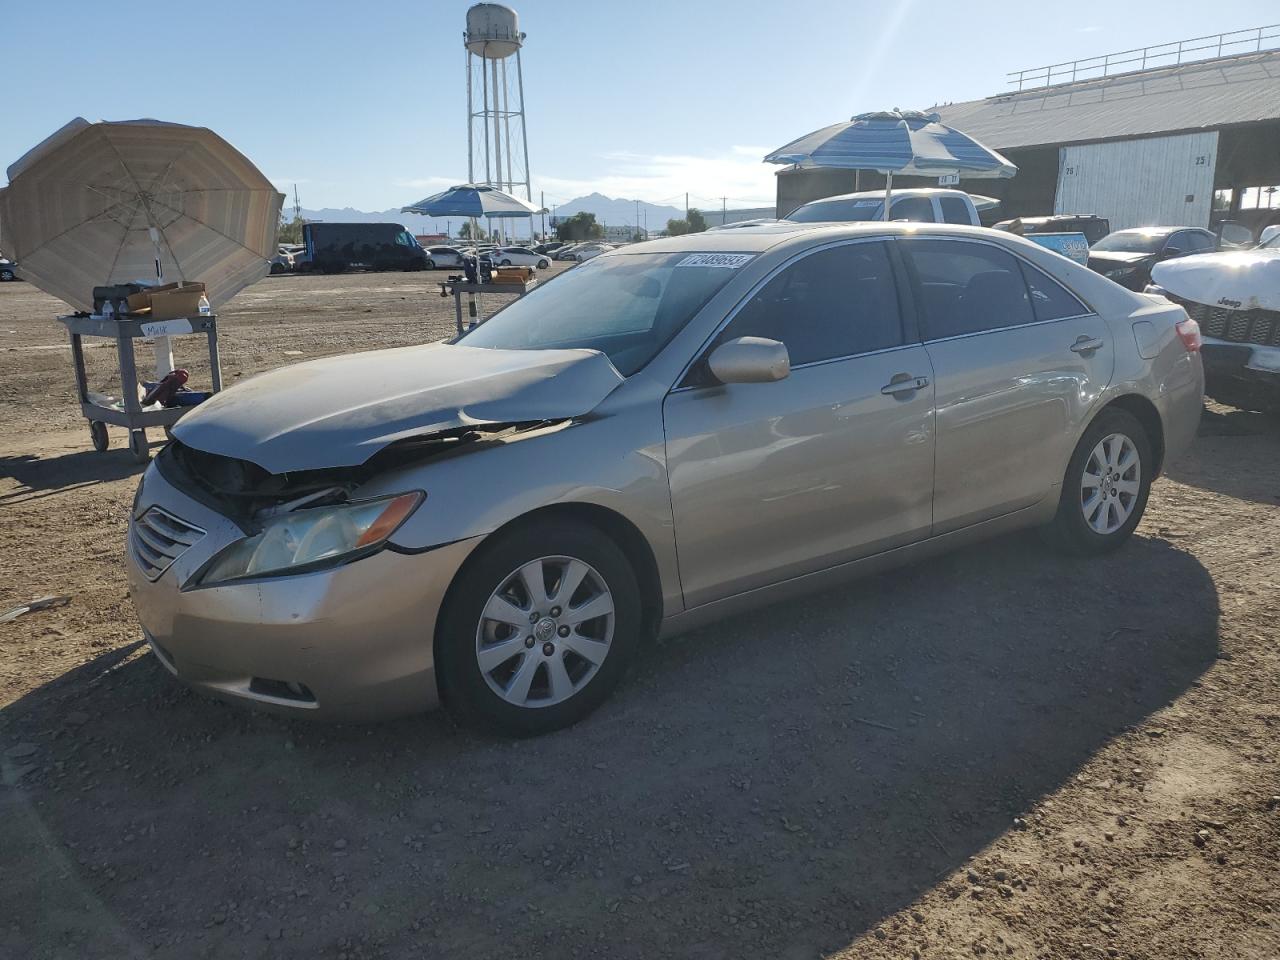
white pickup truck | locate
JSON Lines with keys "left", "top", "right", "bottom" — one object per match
{"left": 788, "top": 188, "right": 982, "bottom": 226}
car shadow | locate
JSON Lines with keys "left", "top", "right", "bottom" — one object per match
{"left": 1162, "top": 403, "right": 1280, "bottom": 506}
{"left": 0, "top": 532, "right": 1218, "bottom": 959}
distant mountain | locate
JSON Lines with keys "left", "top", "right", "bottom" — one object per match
{"left": 551, "top": 193, "right": 686, "bottom": 230}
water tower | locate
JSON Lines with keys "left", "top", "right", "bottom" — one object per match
{"left": 465, "top": 3, "right": 531, "bottom": 202}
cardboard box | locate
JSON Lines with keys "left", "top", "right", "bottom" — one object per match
{"left": 492, "top": 266, "right": 533, "bottom": 284}
{"left": 126, "top": 281, "right": 206, "bottom": 320}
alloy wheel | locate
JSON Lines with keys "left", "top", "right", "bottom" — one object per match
{"left": 1080, "top": 432, "right": 1141, "bottom": 535}
{"left": 475, "top": 555, "right": 615, "bottom": 708}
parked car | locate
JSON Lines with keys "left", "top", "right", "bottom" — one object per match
{"left": 553, "top": 243, "right": 584, "bottom": 261}
{"left": 994, "top": 215, "right": 1111, "bottom": 246}
{"left": 302, "top": 222, "right": 429, "bottom": 274}
{"left": 1086, "top": 226, "right": 1216, "bottom": 291}
{"left": 534, "top": 241, "right": 566, "bottom": 255}
{"left": 269, "top": 249, "right": 293, "bottom": 274}
{"left": 129, "top": 222, "right": 1203, "bottom": 734}
{"left": 706, "top": 218, "right": 780, "bottom": 232}
{"left": 493, "top": 246, "right": 552, "bottom": 269}
{"left": 572, "top": 242, "right": 614, "bottom": 262}
{"left": 0, "top": 257, "right": 19, "bottom": 281}
{"left": 1150, "top": 228, "right": 1280, "bottom": 411}
{"left": 423, "top": 246, "right": 464, "bottom": 270}
{"left": 787, "top": 188, "right": 981, "bottom": 226}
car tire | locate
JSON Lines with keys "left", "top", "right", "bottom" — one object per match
{"left": 538, "top": 259, "right": 550, "bottom": 270}
{"left": 1045, "top": 408, "right": 1152, "bottom": 555}
{"left": 436, "top": 518, "right": 642, "bottom": 736}
{"left": 424, "top": 259, "right": 435, "bottom": 271}
{"left": 0, "top": 269, "right": 13, "bottom": 282}
{"left": 500, "top": 259, "right": 512, "bottom": 266}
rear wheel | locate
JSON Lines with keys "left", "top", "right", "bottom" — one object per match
{"left": 1046, "top": 408, "right": 1152, "bottom": 554}
{"left": 500, "top": 258, "right": 512, "bottom": 266}
{"left": 436, "top": 519, "right": 642, "bottom": 736}
{"left": 0, "top": 269, "right": 15, "bottom": 282}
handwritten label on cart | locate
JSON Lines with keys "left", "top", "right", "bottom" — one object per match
{"left": 675, "top": 253, "right": 755, "bottom": 269}
{"left": 140, "top": 319, "right": 194, "bottom": 337}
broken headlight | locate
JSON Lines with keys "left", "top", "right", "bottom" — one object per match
{"left": 193, "top": 492, "right": 423, "bottom": 587}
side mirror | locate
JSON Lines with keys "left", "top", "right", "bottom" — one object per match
{"left": 1162, "top": 245, "right": 1183, "bottom": 258}
{"left": 707, "top": 336, "right": 790, "bottom": 384}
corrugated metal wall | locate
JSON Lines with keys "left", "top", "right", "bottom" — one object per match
{"left": 1055, "top": 132, "right": 1219, "bottom": 230}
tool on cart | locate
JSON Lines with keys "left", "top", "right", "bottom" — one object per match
{"left": 0, "top": 117, "right": 284, "bottom": 461}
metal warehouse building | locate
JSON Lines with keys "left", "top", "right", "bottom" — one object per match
{"left": 776, "top": 27, "right": 1280, "bottom": 232}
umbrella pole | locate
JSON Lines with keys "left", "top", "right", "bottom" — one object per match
{"left": 148, "top": 226, "right": 174, "bottom": 380}
{"left": 883, "top": 171, "right": 893, "bottom": 222}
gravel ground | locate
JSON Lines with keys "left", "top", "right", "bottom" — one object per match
{"left": 1, "top": 272, "right": 1277, "bottom": 959}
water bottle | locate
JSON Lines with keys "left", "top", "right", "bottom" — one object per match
{"left": 197, "top": 293, "right": 211, "bottom": 317}
{"left": 102, "top": 300, "right": 115, "bottom": 321}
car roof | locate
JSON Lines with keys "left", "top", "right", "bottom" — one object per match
{"left": 624, "top": 220, "right": 1038, "bottom": 255}
{"left": 1109, "top": 226, "right": 1194, "bottom": 236}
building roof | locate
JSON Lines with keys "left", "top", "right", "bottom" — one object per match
{"left": 933, "top": 50, "right": 1280, "bottom": 151}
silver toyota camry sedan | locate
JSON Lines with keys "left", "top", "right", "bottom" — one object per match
{"left": 127, "top": 222, "right": 1204, "bottom": 734}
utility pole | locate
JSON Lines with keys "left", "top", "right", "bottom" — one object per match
{"left": 721, "top": 196, "right": 726, "bottom": 226}
{"left": 293, "top": 183, "right": 301, "bottom": 223}
{"left": 635, "top": 199, "right": 640, "bottom": 240}
{"left": 685, "top": 192, "right": 689, "bottom": 221}
{"left": 540, "top": 190, "right": 546, "bottom": 240}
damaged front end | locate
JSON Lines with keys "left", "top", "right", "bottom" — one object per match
{"left": 156, "top": 421, "right": 559, "bottom": 588}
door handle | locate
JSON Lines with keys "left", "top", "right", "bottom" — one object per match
{"left": 1070, "top": 336, "right": 1104, "bottom": 354}
{"left": 880, "top": 374, "right": 930, "bottom": 396}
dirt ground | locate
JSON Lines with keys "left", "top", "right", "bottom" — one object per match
{"left": 1, "top": 271, "right": 1277, "bottom": 960}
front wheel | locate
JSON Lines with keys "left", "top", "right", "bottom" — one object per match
{"left": 0, "top": 269, "right": 14, "bottom": 282}
{"left": 537, "top": 259, "right": 550, "bottom": 270}
{"left": 423, "top": 259, "right": 435, "bottom": 271}
{"left": 1045, "top": 408, "right": 1152, "bottom": 554}
{"left": 500, "top": 259, "right": 512, "bottom": 266}
{"left": 436, "top": 519, "right": 642, "bottom": 736}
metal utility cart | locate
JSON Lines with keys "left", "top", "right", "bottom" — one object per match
{"left": 439, "top": 277, "right": 537, "bottom": 335}
{"left": 58, "top": 313, "right": 222, "bottom": 463}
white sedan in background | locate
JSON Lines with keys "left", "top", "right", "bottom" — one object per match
{"left": 423, "top": 246, "right": 465, "bottom": 270}
{"left": 492, "top": 246, "right": 552, "bottom": 269}
{"left": 572, "top": 243, "right": 614, "bottom": 262}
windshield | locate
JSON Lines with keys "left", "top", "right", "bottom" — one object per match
{"left": 457, "top": 252, "right": 747, "bottom": 376}
{"left": 1261, "top": 232, "right": 1280, "bottom": 250}
{"left": 1092, "top": 231, "right": 1167, "bottom": 254}
{"left": 788, "top": 196, "right": 885, "bottom": 222}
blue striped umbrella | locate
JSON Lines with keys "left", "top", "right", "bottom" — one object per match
{"left": 765, "top": 110, "right": 1016, "bottom": 220}
{"left": 401, "top": 183, "right": 539, "bottom": 219}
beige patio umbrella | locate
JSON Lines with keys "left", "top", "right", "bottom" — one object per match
{"left": 0, "top": 118, "right": 283, "bottom": 313}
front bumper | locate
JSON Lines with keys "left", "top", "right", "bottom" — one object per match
{"left": 1201, "top": 337, "right": 1280, "bottom": 387}
{"left": 126, "top": 464, "right": 482, "bottom": 721}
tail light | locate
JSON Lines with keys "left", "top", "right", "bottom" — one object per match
{"left": 1175, "top": 316, "right": 1202, "bottom": 353}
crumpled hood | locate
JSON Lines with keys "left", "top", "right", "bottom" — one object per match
{"left": 173, "top": 342, "right": 624, "bottom": 472}
{"left": 1151, "top": 248, "right": 1280, "bottom": 312}
{"left": 1087, "top": 250, "right": 1153, "bottom": 268}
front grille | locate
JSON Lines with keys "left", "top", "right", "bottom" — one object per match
{"left": 1181, "top": 301, "right": 1280, "bottom": 347}
{"left": 130, "top": 507, "right": 205, "bottom": 581}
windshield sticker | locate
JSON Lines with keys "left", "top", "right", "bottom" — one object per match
{"left": 675, "top": 253, "right": 755, "bottom": 269}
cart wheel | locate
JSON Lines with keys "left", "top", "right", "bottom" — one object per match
{"left": 129, "top": 430, "right": 150, "bottom": 463}
{"left": 89, "top": 420, "right": 109, "bottom": 453}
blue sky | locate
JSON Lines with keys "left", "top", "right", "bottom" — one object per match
{"left": 4, "top": 1, "right": 1276, "bottom": 211}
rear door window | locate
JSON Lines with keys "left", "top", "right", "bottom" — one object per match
{"left": 1017, "top": 261, "right": 1088, "bottom": 322}
{"left": 900, "top": 238, "right": 1035, "bottom": 339}
{"left": 717, "top": 241, "right": 905, "bottom": 365}
{"left": 938, "top": 196, "right": 973, "bottom": 224}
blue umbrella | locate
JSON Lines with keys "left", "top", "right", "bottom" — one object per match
{"left": 765, "top": 110, "right": 1016, "bottom": 220}
{"left": 401, "top": 183, "right": 539, "bottom": 219}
